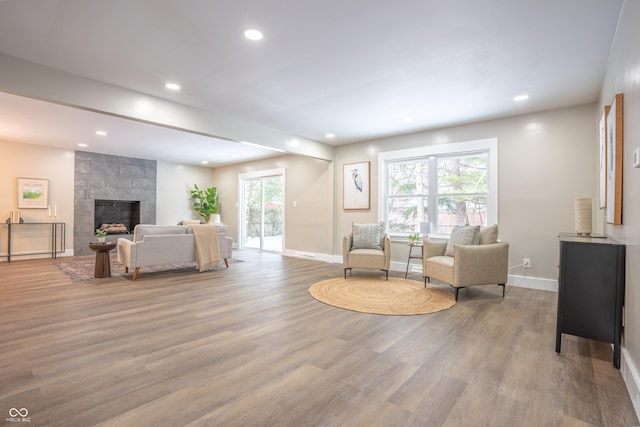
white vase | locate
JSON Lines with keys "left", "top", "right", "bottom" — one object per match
{"left": 209, "top": 214, "right": 221, "bottom": 224}
{"left": 98, "top": 236, "right": 106, "bottom": 243}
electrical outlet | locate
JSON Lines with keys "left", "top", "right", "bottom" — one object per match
{"left": 523, "top": 258, "right": 532, "bottom": 269}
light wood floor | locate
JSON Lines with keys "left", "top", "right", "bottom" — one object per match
{"left": 0, "top": 251, "right": 637, "bottom": 427}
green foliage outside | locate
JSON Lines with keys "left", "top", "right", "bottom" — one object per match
{"left": 387, "top": 153, "right": 488, "bottom": 233}
{"left": 245, "top": 177, "right": 282, "bottom": 238}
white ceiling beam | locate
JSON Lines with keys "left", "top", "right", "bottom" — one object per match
{"left": 0, "top": 52, "right": 334, "bottom": 162}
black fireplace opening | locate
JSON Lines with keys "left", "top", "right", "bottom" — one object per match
{"left": 94, "top": 200, "right": 141, "bottom": 234}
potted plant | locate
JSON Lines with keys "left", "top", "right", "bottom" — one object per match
{"left": 408, "top": 232, "right": 420, "bottom": 245}
{"left": 190, "top": 184, "right": 219, "bottom": 223}
{"left": 95, "top": 228, "right": 107, "bottom": 243}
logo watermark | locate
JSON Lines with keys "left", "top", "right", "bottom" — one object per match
{"left": 6, "top": 408, "right": 31, "bottom": 423}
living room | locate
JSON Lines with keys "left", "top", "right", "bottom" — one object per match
{"left": 1, "top": 1, "right": 640, "bottom": 425}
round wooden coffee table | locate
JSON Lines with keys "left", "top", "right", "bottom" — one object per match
{"left": 88, "top": 242, "right": 117, "bottom": 278}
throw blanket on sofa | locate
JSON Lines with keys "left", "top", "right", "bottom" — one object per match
{"left": 191, "top": 225, "right": 221, "bottom": 272}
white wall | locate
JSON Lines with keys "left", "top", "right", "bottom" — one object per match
{"left": 0, "top": 140, "right": 75, "bottom": 259}
{"left": 335, "top": 103, "right": 598, "bottom": 281}
{"left": 156, "top": 161, "right": 216, "bottom": 225}
{"left": 598, "top": 0, "right": 640, "bottom": 413}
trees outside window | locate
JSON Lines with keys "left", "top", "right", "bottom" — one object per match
{"left": 380, "top": 139, "right": 497, "bottom": 236}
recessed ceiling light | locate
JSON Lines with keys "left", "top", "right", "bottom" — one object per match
{"left": 244, "top": 29, "right": 263, "bottom": 41}
{"left": 165, "top": 82, "right": 181, "bottom": 91}
{"left": 78, "top": 143, "right": 88, "bottom": 147}
{"left": 401, "top": 117, "right": 413, "bottom": 123}
{"left": 514, "top": 94, "right": 529, "bottom": 101}
{"left": 325, "top": 133, "right": 336, "bottom": 139}
{"left": 96, "top": 130, "right": 107, "bottom": 136}
{"left": 201, "top": 160, "right": 209, "bottom": 164}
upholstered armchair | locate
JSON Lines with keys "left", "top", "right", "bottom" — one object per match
{"left": 343, "top": 223, "right": 391, "bottom": 280}
{"left": 423, "top": 224, "right": 509, "bottom": 300}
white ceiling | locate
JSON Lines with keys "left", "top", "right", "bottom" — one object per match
{"left": 0, "top": 0, "right": 624, "bottom": 166}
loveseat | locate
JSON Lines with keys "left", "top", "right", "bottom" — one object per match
{"left": 117, "top": 224, "right": 232, "bottom": 280}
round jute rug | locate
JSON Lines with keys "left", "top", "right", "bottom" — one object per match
{"left": 308, "top": 277, "right": 455, "bottom": 315}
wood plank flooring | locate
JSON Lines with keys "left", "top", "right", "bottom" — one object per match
{"left": 0, "top": 251, "right": 637, "bottom": 426}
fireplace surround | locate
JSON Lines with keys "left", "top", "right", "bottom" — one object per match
{"left": 74, "top": 151, "right": 156, "bottom": 256}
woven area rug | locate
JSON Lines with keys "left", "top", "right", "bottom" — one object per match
{"left": 308, "top": 277, "right": 455, "bottom": 315}
{"left": 54, "top": 257, "right": 242, "bottom": 283}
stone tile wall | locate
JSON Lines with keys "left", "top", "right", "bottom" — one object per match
{"left": 74, "top": 152, "right": 156, "bottom": 256}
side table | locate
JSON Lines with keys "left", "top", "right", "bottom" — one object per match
{"left": 88, "top": 242, "right": 117, "bottom": 278}
{"left": 405, "top": 243, "right": 423, "bottom": 278}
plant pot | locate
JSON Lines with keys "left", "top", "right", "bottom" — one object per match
{"left": 209, "top": 214, "right": 221, "bottom": 224}
{"left": 98, "top": 236, "right": 106, "bottom": 243}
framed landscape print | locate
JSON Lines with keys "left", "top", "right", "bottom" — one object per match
{"left": 343, "top": 161, "right": 370, "bottom": 210}
{"left": 606, "top": 94, "right": 623, "bottom": 225}
{"left": 599, "top": 105, "right": 610, "bottom": 209}
{"left": 17, "top": 178, "right": 49, "bottom": 208}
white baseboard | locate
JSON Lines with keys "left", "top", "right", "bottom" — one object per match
{"left": 507, "top": 274, "right": 558, "bottom": 292}
{"left": 622, "top": 348, "right": 640, "bottom": 422}
{"left": 282, "top": 249, "right": 334, "bottom": 264}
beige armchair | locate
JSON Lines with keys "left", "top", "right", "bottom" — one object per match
{"left": 422, "top": 225, "right": 509, "bottom": 300}
{"left": 343, "top": 223, "right": 391, "bottom": 280}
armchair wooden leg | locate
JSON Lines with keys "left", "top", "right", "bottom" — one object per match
{"left": 132, "top": 267, "right": 140, "bottom": 281}
{"left": 224, "top": 258, "right": 229, "bottom": 268}
{"left": 344, "top": 268, "right": 351, "bottom": 279}
{"left": 125, "top": 267, "right": 129, "bottom": 273}
{"left": 384, "top": 270, "right": 388, "bottom": 281}
{"left": 499, "top": 283, "right": 506, "bottom": 297}
{"left": 455, "top": 287, "right": 460, "bottom": 301}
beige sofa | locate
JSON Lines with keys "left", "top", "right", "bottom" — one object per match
{"left": 117, "top": 224, "right": 233, "bottom": 280}
{"left": 422, "top": 225, "right": 509, "bottom": 300}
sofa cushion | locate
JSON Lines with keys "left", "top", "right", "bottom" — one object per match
{"left": 445, "top": 225, "right": 480, "bottom": 256}
{"left": 479, "top": 224, "right": 498, "bottom": 245}
{"left": 133, "top": 225, "right": 187, "bottom": 242}
{"left": 352, "top": 223, "right": 384, "bottom": 250}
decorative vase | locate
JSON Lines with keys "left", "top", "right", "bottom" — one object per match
{"left": 98, "top": 236, "right": 106, "bottom": 243}
{"left": 209, "top": 214, "right": 221, "bottom": 224}
{"left": 575, "top": 197, "right": 592, "bottom": 235}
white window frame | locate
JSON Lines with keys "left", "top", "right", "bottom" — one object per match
{"left": 378, "top": 138, "right": 498, "bottom": 238}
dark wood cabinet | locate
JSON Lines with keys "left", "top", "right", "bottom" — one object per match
{"left": 556, "top": 234, "right": 625, "bottom": 368}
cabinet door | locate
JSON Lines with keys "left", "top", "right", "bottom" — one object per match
{"left": 560, "top": 242, "right": 617, "bottom": 343}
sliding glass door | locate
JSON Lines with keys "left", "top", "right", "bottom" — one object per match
{"left": 241, "top": 171, "right": 284, "bottom": 252}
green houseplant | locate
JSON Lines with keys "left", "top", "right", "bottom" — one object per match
{"left": 190, "top": 184, "right": 218, "bottom": 222}
{"left": 408, "top": 232, "right": 420, "bottom": 245}
{"left": 95, "top": 228, "right": 107, "bottom": 242}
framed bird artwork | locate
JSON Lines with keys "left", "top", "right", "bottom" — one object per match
{"left": 344, "top": 161, "right": 370, "bottom": 210}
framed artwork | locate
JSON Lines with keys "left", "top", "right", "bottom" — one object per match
{"left": 598, "top": 105, "right": 610, "bottom": 209}
{"left": 17, "top": 178, "right": 49, "bottom": 209}
{"left": 343, "top": 161, "right": 370, "bottom": 210}
{"left": 606, "top": 94, "right": 623, "bottom": 225}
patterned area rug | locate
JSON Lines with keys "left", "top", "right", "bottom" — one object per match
{"left": 308, "top": 277, "right": 455, "bottom": 315}
{"left": 54, "top": 257, "right": 243, "bottom": 283}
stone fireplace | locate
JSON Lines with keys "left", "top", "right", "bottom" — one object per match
{"left": 74, "top": 151, "right": 156, "bottom": 256}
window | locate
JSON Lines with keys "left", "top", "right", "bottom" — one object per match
{"left": 379, "top": 138, "right": 497, "bottom": 236}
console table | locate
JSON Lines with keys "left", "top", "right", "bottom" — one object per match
{"left": 556, "top": 233, "right": 625, "bottom": 368}
{"left": 2, "top": 222, "right": 66, "bottom": 262}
